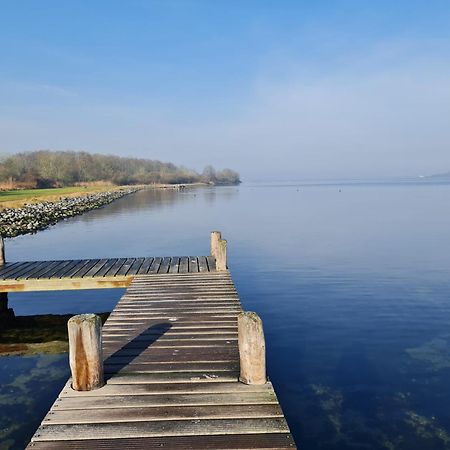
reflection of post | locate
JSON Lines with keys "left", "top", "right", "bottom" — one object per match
{"left": 0, "top": 237, "right": 8, "bottom": 315}
{"left": 238, "top": 311, "right": 267, "bottom": 385}
{"left": 0, "top": 293, "right": 8, "bottom": 313}
{"left": 0, "top": 235, "right": 5, "bottom": 265}
{"left": 68, "top": 314, "right": 104, "bottom": 391}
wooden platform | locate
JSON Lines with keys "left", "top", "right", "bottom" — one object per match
{"left": 0, "top": 256, "right": 215, "bottom": 292}
{"left": 26, "top": 271, "right": 296, "bottom": 449}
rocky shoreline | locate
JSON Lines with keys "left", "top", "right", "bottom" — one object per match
{"left": 0, "top": 188, "right": 140, "bottom": 237}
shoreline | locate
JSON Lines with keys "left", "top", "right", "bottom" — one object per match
{"left": 0, "top": 187, "right": 141, "bottom": 238}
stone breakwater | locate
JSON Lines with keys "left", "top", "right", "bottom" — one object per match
{"left": 0, "top": 188, "right": 140, "bottom": 237}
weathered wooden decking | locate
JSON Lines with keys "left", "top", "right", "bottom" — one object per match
{"left": 26, "top": 270, "right": 296, "bottom": 449}
{"left": 0, "top": 256, "right": 215, "bottom": 292}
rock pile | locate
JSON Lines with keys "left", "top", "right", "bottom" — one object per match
{"left": 0, "top": 188, "right": 140, "bottom": 237}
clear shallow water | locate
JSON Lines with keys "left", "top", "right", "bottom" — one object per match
{"left": 2, "top": 182, "right": 450, "bottom": 449}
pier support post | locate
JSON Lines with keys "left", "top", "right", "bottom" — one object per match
{"left": 68, "top": 314, "right": 104, "bottom": 391}
{"left": 238, "top": 311, "right": 267, "bottom": 385}
{"left": 210, "top": 231, "right": 221, "bottom": 258}
{"left": 211, "top": 231, "right": 227, "bottom": 271}
{"left": 0, "top": 236, "right": 5, "bottom": 265}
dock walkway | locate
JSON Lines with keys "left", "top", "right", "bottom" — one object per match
{"left": 27, "top": 271, "right": 296, "bottom": 449}
{"left": 0, "top": 233, "right": 296, "bottom": 449}
{"left": 0, "top": 256, "right": 215, "bottom": 292}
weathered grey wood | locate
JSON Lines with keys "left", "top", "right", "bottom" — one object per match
{"left": 147, "top": 257, "right": 162, "bottom": 273}
{"left": 215, "top": 239, "right": 227, "bottom": 271}
{"left": 83, "top": 259, "right": 110, "bottom": 278}
{"left": 27, "top": 433, "right": 296, "bottom": 449}
{"left": 188, "top": 256, "right": 199, "bottom": 273}
{"left": 158, "top": 257, "right": 171, "bottom": 274}
{"left": 27, "top": 257, "right": 294, "bottom": 448}
{"left": 207, "top": 256, "right": 216, "bottom": 271}
{"left": 238, "top": 312, "right": 267, "bottom": 385}
{"left": 41, "top": 404, "right": 284, "bottom": 425}
{"left": 55, "top": 260, "right": 84, "bottom": 278}
{"left": 2, "top": 261, "right": 37, "bottom": 279}
{"left": 63, "top": 260, "right": 91, "bottom": 278}
{"left": 168, "top": 257, "right": 180, "bottom": 273}
{"left": 115, "top": 258, "right": 136, "bottom": 276}
{"left": 71, "top": 259, "right": 100, "bottom": 278}
{"left": 32, "top": 417, "right": 290, "bottom": 441}
{"left": 42, "top": 260, "right": 74, "bottom": 279}
{"left": 68, "top": 314, "right": 104, "bottom": 391}
{"left": 179, "top": 257, "right": 189, "bottom": 273}
{"left": 93, "top": 258, "right": 118, "bottom": 277}
{"left": 210, "top": 231, "right": 222, "bottom": 259}
{"left": 51, "top": 391, "right": 279, "bottom": 410}
{"left": 104, "top": 258, "right": 127, "bottom": 277}
{"left": 127, "top": 258, "right": 145, "bottom": 275}
{"left": 198, "top": 256, "right": 208, "bottom": 272}
{"left": 136, "top": 258, "right": 154, "bottom": 274}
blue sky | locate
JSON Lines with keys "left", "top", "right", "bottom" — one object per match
{"left": 1, "top": 1, "right": 450, "bottom": 179}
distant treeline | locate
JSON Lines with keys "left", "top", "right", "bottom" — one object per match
{"left": 0, "top": 151, "right": 241, "bottom": 188}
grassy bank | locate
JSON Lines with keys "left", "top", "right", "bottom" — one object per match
{"left": 0, "top": 185, "right": 126, "bottom": 209}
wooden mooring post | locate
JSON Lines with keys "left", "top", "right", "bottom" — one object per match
{"left": 211, "top": 230, "right": 227, "bottom": 271}
{"left": 238, "top": 311, "right": 267, "bottom": 385}
{"left": 68, "top": 314, "right": 104, "bottom": 391}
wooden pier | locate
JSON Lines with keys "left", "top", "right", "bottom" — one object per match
{"left": 0, "top": 234, "right": 296, "bottom": 449}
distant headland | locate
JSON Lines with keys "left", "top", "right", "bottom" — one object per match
{"left": 0, "top": 150, "right": 241, "bottom": 189}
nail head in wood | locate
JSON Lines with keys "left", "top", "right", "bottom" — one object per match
{"left": 68, "top": 313, "right": 104, "bottom": 391}
{"left": 238, "top": 311, "right": 267, "bottom": 385}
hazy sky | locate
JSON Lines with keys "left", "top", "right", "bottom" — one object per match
{"left": 1, "top": 1, "right": 450, "bottom": 180}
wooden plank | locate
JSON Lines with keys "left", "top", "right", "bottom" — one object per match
{"left": 53, "top": 260, "right": 83, "bottom": 278}
{"left": 168, "top": 257, "right": 180, "bottom": 274}
{"left": 71, "top": 259, "right": 100, "bottom": 278}
{"left": 188, "top": 256, "right": 198, "bottom": 273}
{"left": 158, "top": 257, "right": 171, "bottom": 274}
{"left": 104, "top": 258, "right": 127, "bottom": 277}
{"left": 178, "top": 257, "right": 189, "bottom": 274}
{"left": 207, "top": 256, "right": 216, "bottom": 271}
{"left": 103, "top": 362, "right": 239, "bottom": 373}
{"left": 101, "top": 371, "right": 239, "bottom": 384}
{"left": 40, "top": 260, "right": 74, "bottom": 279}
{"left": 83, "top": 259, "right": 110, "bottom": 278}
{"left": 136, "top": 258, "right": 154, "bottom": 275}
{"left": 62, "top": 260, "right": 92, "bottom": 278}
{"left": 198, "top": 256, "right": 208, "bottom": 272}
{"left": 2, "top": 261, "right": 39, "bottom": 279}
{"left": 147, "top": 257, "right": 162, "bottom": 274}
{"left": 127, "top": 258, "right": 145, "bottom": 276}
{"left": 93, "top": 258, "right": 118, "bottom": 277}
{"left": 34, "top": 261, "right": 69, "bottom": 279}
{"left": 32, "top": 418, "right": 290, "bottom": 441}
{"left": 0, "top": 276, "right": 133, "bottom": 292}
{"left": 116, "top": 258, "right": 137, "bottom": 276}
{"left": 27, "top": 433, "right": 296, "bottom": 449}
{"left": 0, "top": 261, "right": 30, "bottom": 277}
{"left": 42, "top": 404, "right": 284, "bottom": 425}
{"left": 51, "top": 391, "right": 279, "bottom": 410}
{"left": 60, "top": 382, "right": 272, "bottom": 398}
{"left": 23, "top": 261, "right": 59, "bottom": 279}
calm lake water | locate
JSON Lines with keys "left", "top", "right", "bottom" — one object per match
{"left": 2, "top": 181, "right": 450, "bottom": 449}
